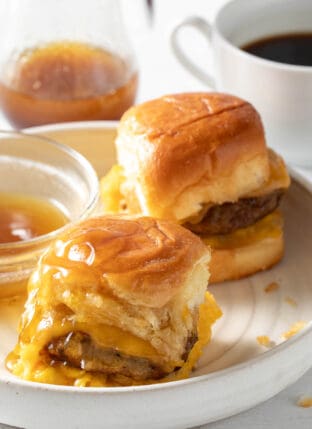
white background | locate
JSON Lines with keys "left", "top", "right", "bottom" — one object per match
{"left": 0, "top": 1, "right": 311, "bottom": 428}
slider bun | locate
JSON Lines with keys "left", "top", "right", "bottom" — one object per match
{"left": 50, "top": 215, "right": 210, "bottom": 307}
{"left": 116, "top": 92, "right": 270, "bottom": 221}
{"left": 209, "top": 233, "right": 283, "bottom": 283}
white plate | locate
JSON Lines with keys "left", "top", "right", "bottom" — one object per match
{"left": 0, "top": 121, "right": 311, "bottom": 429}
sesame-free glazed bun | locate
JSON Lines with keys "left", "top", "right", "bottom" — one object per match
{"left": 7, "top": 216, "right": 222, "bottom": 386}
{"left": 50, "top": 216, "right": 210, "bottom": 308}
{"left": 116, "top": 92, "right": 270, "bottom": 221}
{"left": 210, "top": 232, "right": 284, "bottom": 283}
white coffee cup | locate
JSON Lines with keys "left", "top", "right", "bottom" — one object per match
{"left": 170, "top": 0, "right": 312, "bottom": 166}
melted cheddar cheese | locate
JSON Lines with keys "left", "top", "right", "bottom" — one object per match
{"left": 202, "top": 211, "right": 283, "bottom": 250}
{"left": 6, "top": 292, "right": 222, "bottom": 387}
{"left": 100, "top": 164, "right": 126, "bottom": 213}
{"left": 166, "top": 291, "right": 222, "bottom": 382}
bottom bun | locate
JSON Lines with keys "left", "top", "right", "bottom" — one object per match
{"left": 201, "top": 211, "right": 284, "bottom": 283}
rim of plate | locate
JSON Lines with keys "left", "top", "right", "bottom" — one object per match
{"left": 25, "top": 120, "right": 120, "bottom": 134}
{"left": 8, "top": 121, "right": 310, "bottom": 394}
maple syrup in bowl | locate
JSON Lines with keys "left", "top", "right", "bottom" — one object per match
{"left": 0, "top": 131, "right": 99, "bottom": 298}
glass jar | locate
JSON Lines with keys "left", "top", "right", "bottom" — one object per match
{"left": 0, "top": 0, "right": 138, "bottom": 128}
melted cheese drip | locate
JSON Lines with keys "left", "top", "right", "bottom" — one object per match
{"left": 6, "top": 292, "right": 221, "bottom": 387}
{"left": 202, "top": 211, "right": 282, "bottom": 250}
{"left": 100, "top": 164, "right": 126, "bottom": 213}
{"left": 166, "top": 291, "right": 222, "bottom": 382}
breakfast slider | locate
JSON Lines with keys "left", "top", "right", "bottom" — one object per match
{"left": 7, "top": 215, "right": 221, "bottom": 386}
{"left": 101, "top": 92, "right": 290, "bottom": 282}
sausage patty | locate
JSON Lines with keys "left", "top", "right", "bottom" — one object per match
{"left": 47, "top": 331, "right": 197, "bottom": 381}
{"left": 185, "top": 189, "right": 284, "bottom": 235}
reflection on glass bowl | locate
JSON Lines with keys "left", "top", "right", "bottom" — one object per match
{"left": 0, "top": 131, "right": 99, "bottom": 298}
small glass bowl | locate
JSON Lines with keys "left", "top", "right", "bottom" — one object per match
{"left": 0, "top": 131, "right": 99, "bottom": 298}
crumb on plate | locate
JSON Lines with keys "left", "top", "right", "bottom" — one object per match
{"left": 256, "top": 335, "right": 276, "bottom": 348}
{"left": 284, "top": 296, "right": 298, "bottom": 307}
{"left": 297, "top": 396, "right": 312, "bottom": 408}
{"left": 264, "top": 282, "right": 279, "bottom": 293}
{"left": 282, "top": 321, "right": 307, "bottom": 339}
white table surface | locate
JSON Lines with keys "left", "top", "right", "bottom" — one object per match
{"left": 0, "top": 1, "right": 311, "bottom": 428}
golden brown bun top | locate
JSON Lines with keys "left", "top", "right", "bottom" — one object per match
{"left": 42, "top": 215, "right": 210, "bottom": 307}
{"left": 121, "top": 92, "right": 247, "bottom": 137}
{"left": 117, "top": 92, "right": 270, "bottom": 221}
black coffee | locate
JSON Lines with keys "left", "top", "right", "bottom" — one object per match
{"left": 242, "top": 33, "right": 312, "bottom": 66}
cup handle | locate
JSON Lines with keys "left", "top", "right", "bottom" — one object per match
{"left": 170, "top": 16, "right": 216, "bottom": 88}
